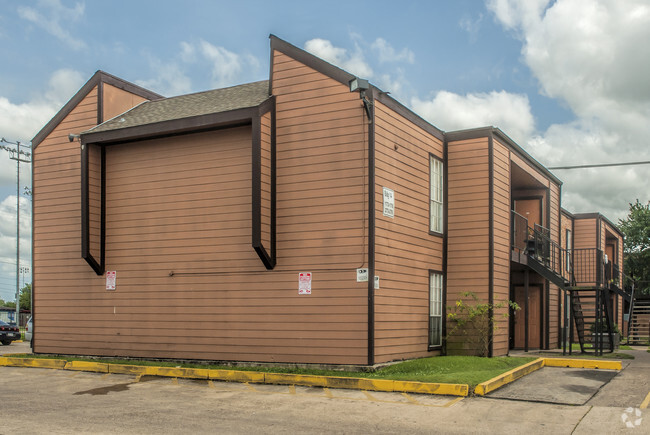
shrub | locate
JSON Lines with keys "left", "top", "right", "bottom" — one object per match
{"left": 446, "top": 291, "right": 519, "bottom": 357}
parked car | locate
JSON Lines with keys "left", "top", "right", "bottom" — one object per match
{"left": 0, "top": 320, "right": 21, "bottom": 345}
{"left": 25, "top": 316, "right": 33, "bottom": 347}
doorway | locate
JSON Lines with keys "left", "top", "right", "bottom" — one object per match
{"left": 512, "top": 285, "right": 543, "bottom": 349}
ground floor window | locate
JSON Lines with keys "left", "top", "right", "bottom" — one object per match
{"left": 429, "top": 272, "right": 444, "bottom": 347}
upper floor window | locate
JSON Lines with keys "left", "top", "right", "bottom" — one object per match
{"left": 430, "top": 156, "right": 443, "bottom": 233}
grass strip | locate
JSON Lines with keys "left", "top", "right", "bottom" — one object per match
{"left": 6, "top": 354, "right": 536, "bottom": 387}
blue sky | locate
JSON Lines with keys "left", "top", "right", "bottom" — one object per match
{"left": 1, "top": 0, "right": 649, "bottom": 301}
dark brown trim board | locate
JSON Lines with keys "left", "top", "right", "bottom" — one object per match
{"left": 80, "top": 143, "right": 104, "bottom": 275}
{"left": 442, "top": 136, "right": 448, "bottom": 355}
{"left": 252, "top": 97, "right": 276, "bottom": 269}
{"left": 81, "top": 106, "right": 258, "bottom": 146}
{"left": 367, "top": 87, "right": 376, "bottom": 366}
{"left": 488, "top": 134, "right": 495, "bottom": 358}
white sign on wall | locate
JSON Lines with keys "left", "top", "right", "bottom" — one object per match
{"left": 298, "top": 272, "right": 312, "bottom": 295}
{"left": 383, "top": 187, "right": 394, "bottom": 218}
{"left": 357, "top": 268, "right": 369, "bottom": 282}
{"left": 106, "top": 271, "right": 116, "bottom": 291}
{"left": 374, "top": 276, "right": 380, "bottom": 290}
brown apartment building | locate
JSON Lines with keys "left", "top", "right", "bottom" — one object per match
{"left": 31, "top": 35, "right": 626, "bottom": 366}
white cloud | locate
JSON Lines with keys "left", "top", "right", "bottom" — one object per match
{"left": 136, "top": 59, "right": 192, "bottom": 97}
{"left": 18, "top": 0, "right": 86, "bottom": 50}
{"left": 485, "top": 0, "right": 650, "bottom": 220}
{"left": 303, "top": 36, "right": 416, "bottom": 100}
{"left": 412, "top": 90, "right": 535, "bottom": 144}
{"left": 371, "top": 38, "right": 415, "bottom": 64}
{"left": 199, "top": 40, "right": 261, "bottom": 88}
{"left": 0, "top": 68, "right": 84, "bottom": 187}
{"left": 459, "top": 13, "right": 484, "bottom": 42}
{"left": 304, "top": 38, "right": 374, "bottom": 78}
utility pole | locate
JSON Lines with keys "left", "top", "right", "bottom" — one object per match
{"left": 1, "top": 138, "right": 32, "bottom": 325}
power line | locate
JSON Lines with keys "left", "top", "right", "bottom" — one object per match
{"left": 548, "top": 160, "right": 650, "bottom": 170}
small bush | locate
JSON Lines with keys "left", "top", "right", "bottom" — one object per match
{"left": 446, "top": 291, "right": 519, "bottom": 357}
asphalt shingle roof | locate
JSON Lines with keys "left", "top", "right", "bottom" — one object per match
{"left": 86, "top": 80, "right": 270, "bottom": 134}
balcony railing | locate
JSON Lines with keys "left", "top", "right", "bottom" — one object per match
{"left": 510, "top": 210, "right": 621, "bottom": 290}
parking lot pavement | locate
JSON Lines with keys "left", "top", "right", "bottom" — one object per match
{"left": 0, "top": 340, "right": 29, "bottom": 355}
{"left": 487, "top": 367, "right": 619, "bottom": 405}
{"left": 2, "top": 365, "right": 648, "bottom": 434}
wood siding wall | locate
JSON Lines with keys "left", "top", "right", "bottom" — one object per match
{"left": 492, "top": 140, "right": 511, "bottom": 356}
{"left": 446, "top": 137, "right": 490, "bottom": 355}
{"left": 548, "top": 182, "right": 561, "bottom": 348}
{"left": 35, "top": 49, "right": 372, "bottom": 365}
{"left": 574, "top": 218, "right": 597, "bottom": 250}
{"left": 88, "top": 144, "right": 102, "bottom": 260}
{"left": 271, "top": 50, "right": 368, "bottom": 363}
{"left": 260, "top": 111, "right": 272, "bottom": 250}
{"left": 602, "top": 219, "right": 624, "bottom": 329}
{"left": 33, "top": 86, "right": 100, "bottom": 353}
{"left": 373, "top": 100, "right": 443, "bottom": 363}
{"left": 103, "top": 83, "right": 148, "bottom": 122}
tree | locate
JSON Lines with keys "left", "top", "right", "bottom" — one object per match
{"left": 19, "top": 283, "right": 31, "bottom": 311}
{"left": 618, "top": 200, "right": 650, "bottom": 295}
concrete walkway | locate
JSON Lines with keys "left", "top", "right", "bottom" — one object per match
{"left": 503, "top": 346, "right": 650, "bottom": 409}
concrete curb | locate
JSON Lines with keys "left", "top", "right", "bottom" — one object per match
{"left": 0, "top": 357, "right": 469, "bottom": 397}
{"left": 542, "top": 358, "right": 622, "bottom": 370}
{"left": 474, "top": 357, "right": 623, "bottom": 396}
{"left": 474, "top": 357, "right": 545, "bottom": 396}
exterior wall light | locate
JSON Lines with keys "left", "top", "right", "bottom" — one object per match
{"left": 348, "top": 77, "right": 372, "bottom": 121}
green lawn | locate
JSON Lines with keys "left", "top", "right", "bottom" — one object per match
{"left": 6, "top": 354, "right": 536, "bottom": 387}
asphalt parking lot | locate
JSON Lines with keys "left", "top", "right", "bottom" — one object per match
{"left": 1, "top": 342, "right": 648, "bottom": 434}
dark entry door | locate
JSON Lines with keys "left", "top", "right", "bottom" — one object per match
{"left": 513, "top": 285, "right": 542, "bottom": 349}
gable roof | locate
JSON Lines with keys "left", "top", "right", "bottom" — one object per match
{"left": 32, "top": 70, "right": 163, "bottom": 148}
{"left": 87, "top": 80, "right": 270, "bottom": 135}
{"left": 81, "top": 80, "right": 271, "bottom": 145}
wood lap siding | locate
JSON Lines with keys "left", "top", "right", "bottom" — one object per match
{"left": 265, "top": 50, "right": 368, "bottom": 363}
{"left": 373, "top": 101, "right": 443, "bottom": 363}
{"left": 492, "top": 140, "right": 511, "bottom": 356}
{"left": 574, "top": 218, "right": 596, "bottom": 250}
{"left": 39, "top": 49, "right": 370, "bottom": 364}
{"left": 546, "top": 183, "right": 561, "bottom": 348}
{"left": 102, "top": 83, "right": 148, "bottom": 122}
{"left": 260, "top": 111, "right": 272, "bottom": 250}
{"left": 446, "top": 137, "right": 490, "bottom": 355}
{"left": 33, "top": 86, "right": 100, "bottom": 354}
{"left": 88, "top": 144, "right": 102, "bottom": 260}
{"left": 273, "top": 51, "right": 367, "bottom": 271}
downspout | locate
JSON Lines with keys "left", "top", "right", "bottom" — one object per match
{"left": 488, "top": 134, "right": 494, "bottom": 357}
{"left": 367, "top": 89, "right": 376, "bottom": 366}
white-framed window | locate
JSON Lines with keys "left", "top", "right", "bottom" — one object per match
{"left": 430, "top": 156, "right": 443, "bottom": 233}
{"left": 429, "top": 272, "right": 444, "bottom": 347}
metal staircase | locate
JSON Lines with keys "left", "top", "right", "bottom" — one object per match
{"left": 511, "top": 211, "right": 624, "bottom": 355}
{"left": 628, "top": 297, "right": 650, "bottom": 345}
{"left": 569, "top": 288, "right": 615, "bottom": 355}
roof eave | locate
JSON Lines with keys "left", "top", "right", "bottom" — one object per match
{"left": 81, "top": 102, "right": 271, "bottom": 146}
{"left": 445, "top": 126, "right": 563, "bottom": 186}
{"left": 32, "top": 71, "right": 162, "bottom": 148}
